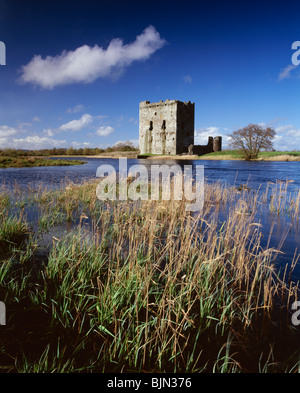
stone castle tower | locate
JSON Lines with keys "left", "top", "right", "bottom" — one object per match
{"left": 139, "top": 99, "right": 222, "bottom": 156}
{"left": 139, "top": 99, "right": 194, "bottom": 155}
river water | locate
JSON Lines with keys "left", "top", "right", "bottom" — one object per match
{"left": 1, "top": 157, "right": 300, "bottom": 280}
{"left": 0, "top": 157, "right": 299, "bottom": 191}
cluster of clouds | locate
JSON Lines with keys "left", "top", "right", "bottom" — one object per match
{"left": 0, "top": 110, "right": 118, "bottom": 150}
{"left": 19, "top": 25, "right": 166, "bottom": 89}
{"left": 273, "top": 124, "right": 300, "bottom": 150}
{"left": 0, "top": 115, "right": 68, "bottom": 150}
{"left": 0, "top": 129, "right": 67, "bottom": 150}
{"left": 0, "top": 100, "right": 143, "bottom": 149}
{"left": 45, "top": 113, "right": 115, "bottom": 138}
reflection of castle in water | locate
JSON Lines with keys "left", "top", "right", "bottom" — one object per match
{"left": 139, "top": 99, "right": 222, "bottom": 156}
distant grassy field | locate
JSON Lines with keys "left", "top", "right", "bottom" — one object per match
{"left": 0, "top": 156, "right": 86, "bottom": 168}
{"left": 199, "top": 150, "right": 300, "bottom": 161}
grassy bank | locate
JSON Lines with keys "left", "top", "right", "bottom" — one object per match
{"left": 0, "top": 156, "right": 86, "bottom": 168}
{"left": 198, "top": 150, "right": 300, "bottom": 161}
{"left": 140, "top": 150, "right": 300, "bottom": 161}
{"left": 0, "top": 178, "right": 300, "bottom": 372}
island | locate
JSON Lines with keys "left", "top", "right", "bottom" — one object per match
{"left": 0, "top": 156, "right": 86, "bottom": 168}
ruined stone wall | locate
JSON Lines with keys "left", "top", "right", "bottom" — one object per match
{"left": 193, "top": 136, "right": 222, "bottom": 155}
{"left": 213, "top": 136, "right": 222, "bottom": 152}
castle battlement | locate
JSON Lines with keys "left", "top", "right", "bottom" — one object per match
{"left": 140, "top": 99, "right": 193, "bottom": 107}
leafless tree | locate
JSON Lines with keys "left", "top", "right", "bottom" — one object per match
{"left": 228, "top": 123, "right": 276, "bottom": 159}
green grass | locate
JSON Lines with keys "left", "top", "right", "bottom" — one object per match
{"left": 0, "top": 156, "right": 86, "bottom": 168}
{"left": 258, "top": 151, "right": 300, "bottom": 157}
{"left": 0, "top": 212, "right": 29, "bottom": 246}
{"left": 201, "top": 150, "right": 244, "bottom": 158}
{"left": 200, "top": 150, "right": 300, "bottom": 160}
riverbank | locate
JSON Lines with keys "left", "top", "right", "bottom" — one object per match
{"left": 138, "top": 151, "right": 300, "bottom": 161}
{"left": 51, "top": 151, "right": 139, "bottom": 159}
{"left": 0, "top": 156, "right": 86, "bottom": 168}
{"left": 197, "top": 151, "right": 300, "bottom": 161}
{"left": 3, "top": 148, "right": 300, "bottom": 162}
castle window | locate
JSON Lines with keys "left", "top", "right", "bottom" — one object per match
{"left": 162, "top": 120, "right": 166, "bottom": 129}
{"left": 149, "top": 121, "right": 153, "bottom": 131}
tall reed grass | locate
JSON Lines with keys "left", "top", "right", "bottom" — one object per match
{"left": 0, "top": 178, "right": 299, "bottom": 372}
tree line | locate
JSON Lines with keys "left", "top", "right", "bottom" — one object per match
{"left": 0, "top": 141, "right": 138, "bottom": 157}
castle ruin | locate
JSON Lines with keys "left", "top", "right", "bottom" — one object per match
{"left": 139, "top": 99, "right": 222, "bottom": 156}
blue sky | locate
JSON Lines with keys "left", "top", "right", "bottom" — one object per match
{"left": 0, "top": 0, "right": 300, "bottom": 151}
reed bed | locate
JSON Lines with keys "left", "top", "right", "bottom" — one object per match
{"left": 0, "top": 178, "right": 299, "bottom": 373}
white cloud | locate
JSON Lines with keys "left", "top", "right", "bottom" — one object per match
{"left": 195, "top": 127, "right": 221, "bottom": 143}
{"left": 0, "top": 125, "right": 19, "bottom": 138}
{"left": 32, "top": 116, "right": 41, "bottom": 122}
{"left": 71, "top": 141, "right": 91, "bottom": 148}
{"left": 183, "top": 75, "right": 192, "bottom": 84}
{"left": 43, "top": 113, "right": 110, "bottom": 136}
{"left": 59, "top": 113, "right": 93, "bottom": 132}
{"left": 275, "top": 124, "right": 298, "bottom": 135}
{"left": 44, "top": 128, "right": 55, "bottom": 137}
{"left": 19, "top": 25, "right": 166, "bottom": 89}
{"left": 277, "top": 64, "right": 297, "bottom": 81}
{"left": 67, "top": 104, "right": 85, "bottom": 113}
{"left": 128, "top": 117, "right": 138, "bottom": 124}
{"left": 273, "top": 124, "right": 300, "bottom": 150}
{"left": 95, "top": 126, "right": 114, "bottom": 137}
{"left": 0, "top": 135, "right": 67, "bottom": 150}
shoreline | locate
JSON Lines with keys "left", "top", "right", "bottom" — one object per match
{"left": 50, "top": 152, "right": 138, "bottom": 159}
{"left": 0, "top": 156, "right": 86, "bottom": 169}
{"left": 51, "top": 153, "right": 300, "bottom": 162}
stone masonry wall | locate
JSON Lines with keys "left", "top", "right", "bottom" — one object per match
{"left": 193, "top": 136, "right": 222, "bottom": 155}
{"left": 139, "top": 100, "right": 177, "bottom": 155}
{"left": 139, "top": 99, "right": 222, "bottom": 156}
